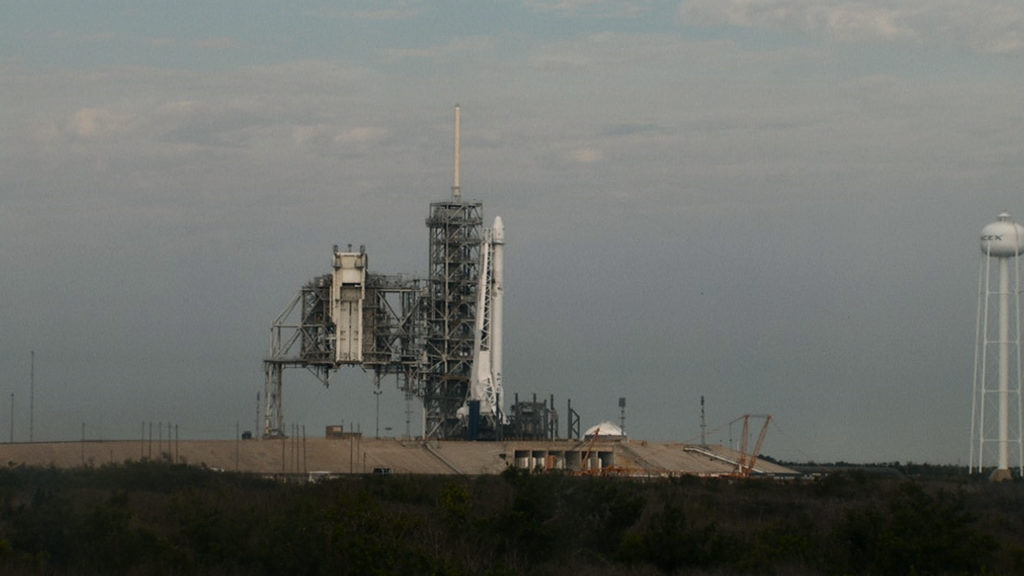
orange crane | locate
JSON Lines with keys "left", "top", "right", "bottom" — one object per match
{"left": 574, "top": 428, "right": 603, "bottom": 475}
{"left": 732, "top": 414, "right": 772, "bottom": 478}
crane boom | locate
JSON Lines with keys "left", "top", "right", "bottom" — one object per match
{"left": 751, "top": 415, "right": 772, "bottom": 468}
{"left": 731, "top": 414, "right": 772, "bottom": 478}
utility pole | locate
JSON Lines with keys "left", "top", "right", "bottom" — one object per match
{"left": 374, "top": 382, "right": 383, "bottom": 439}
{"left": 405, "top": 389, "right": 413, "bottom": 440}
{"left": 29, "top": 351, "right": 34, "bottom": 443}
{"left": 700, "top": 395, "right": 707, "bottom": 446}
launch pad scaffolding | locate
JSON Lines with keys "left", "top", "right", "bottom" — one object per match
{"left": 261, "top": 107, "right": 506, "bottom": 441}
{"left": 263, "top": 270, "right": 426, "bottom": 439}
{"left": 423, "top": 200, "right": 484, "bottom": 439}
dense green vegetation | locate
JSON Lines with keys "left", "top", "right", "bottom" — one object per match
{"left": 0, "top": 462, "right": 1021, "bottom": 575}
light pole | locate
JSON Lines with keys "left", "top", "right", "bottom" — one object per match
{"left": 374, "top": 383, "right": 383, "bottom": 439}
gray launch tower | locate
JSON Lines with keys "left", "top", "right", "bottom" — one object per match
{"left": 421, "top": 105, "right": 489, "bottom": 439}
{"left": 423, "top": 198, "right": 484, "bottom": 438}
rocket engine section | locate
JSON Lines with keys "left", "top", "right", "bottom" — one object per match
{"left": 332, "top": 246, "right": 367, "bottom": 364}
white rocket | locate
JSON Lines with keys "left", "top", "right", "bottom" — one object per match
{"left": 450, "top": 104, "right": 506, "bottom": 430}
{"left": 490, "top": 216, "right": 504, "bottom": 414}
{"left": 465, "top": 216, "right": 506, "bottom": 427}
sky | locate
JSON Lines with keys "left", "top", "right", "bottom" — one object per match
{"left": 2, "top": 0, "right": 1022, "bottom": 465}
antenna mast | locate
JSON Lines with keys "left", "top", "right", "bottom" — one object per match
{"left": 700, "top": 395, "right": 707, "bottom": 446}
{"left": 30, "top": 351, "right": 34, "bottom": 443}
{"left": 452, "top": 104, "right": 461, "bottom": 199}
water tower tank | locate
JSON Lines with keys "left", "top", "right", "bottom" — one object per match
{"left": 981, "top": 212, "right": 1024, "bottom": 257}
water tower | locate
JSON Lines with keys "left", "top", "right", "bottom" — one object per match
{"left": 971, "top": 212, "right": 1024, "bottom": 480}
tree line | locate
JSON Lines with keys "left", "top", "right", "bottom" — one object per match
{"left": 0, "top": 461, "right": 1020, "bottom": 575}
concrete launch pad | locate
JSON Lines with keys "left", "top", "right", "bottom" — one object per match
{"left": 0, "top": 438, "right": 796, "bottom": 478}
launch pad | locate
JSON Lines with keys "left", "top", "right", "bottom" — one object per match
{"left": 262, "top": 107, "right": 512, "bottom": 441}
{"left": 0, "top": 437, "right": 799, "bottom": 479}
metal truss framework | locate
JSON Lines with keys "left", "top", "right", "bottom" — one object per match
{"left": 264, "top": 277, "right": 333, "bottom": 438}
{"left": 263, "top": 273, "right": 426, "bottom": 438}
{"left": 260, "top": 199, "right": 494, "bottom": 442}
{"left": 424, "top": 200, "right": 484, "bottom": 439}
{"left": 363, "top": 274, "right": 426, "bottom": 391}
{"left": 971, "top": 242, "right": 1024, "bottom": 477}
{"left": 260, "top": 107, "right": 517, "bottom": 441}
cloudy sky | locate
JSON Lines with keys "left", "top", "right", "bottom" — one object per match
{"left": 2, "top": 0, "right": 1022, "bottom": 464}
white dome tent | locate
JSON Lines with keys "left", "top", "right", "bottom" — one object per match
{"left": 584, "top": 421, "right": 624, "bottom": 438}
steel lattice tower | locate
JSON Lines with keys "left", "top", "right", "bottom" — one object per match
{"left": 423, "top": 199, "right": 484, "bottom": 438}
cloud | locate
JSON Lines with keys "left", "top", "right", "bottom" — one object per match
{"left": 350, "top": 8, "right": 421, "bottom": 21}
{"left": 335, "top": 126, "right": 389, "bottom": 144}
{"left": 525, "top": 0, "right": 604, "bottom": 12}
{"left": 67, "top": 107, "right": 135, "bottom": 139}
{"left": 50, "top": 31, "right": 115, "bottom": 44}
{"left": 302, "top": 3, "right": 421, "bottom": 21}
{"left": 570, "top": 147, "right": 603, "bottom": 163}
{"left": 288, "top": 125, "right": 388, "bottom": 148}
{"left": 528, "top": 31, "right": 689, "bottom": 72}
{"left": 290, "top": 124, "right": 332, "bottom": 146}
{"left": 383, "top": 36, "right": 493, "bottom": 60}
{"left": 681, "top": 0, "right": 913, "bottom": 41}
{"left": 680, "top": 0, "right": 1024, "bottom": 54}
{"left": 192, "top": 37, "right": 239, "bottom": 50}
{"left": 524, "top": 0, "right": 654, "bottom": 17}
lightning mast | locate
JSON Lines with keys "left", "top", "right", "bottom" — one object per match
{"left": 452, "top": 105, "right": 461, "bottom": 200}
{"left": 30, "top": 351, "right": 34, "bottom": 443}
{"left": 423, "top": 105, "right": 507, "bottom": 439}
{"left": 423, "top": 105, "right": 485, "bottom": 438}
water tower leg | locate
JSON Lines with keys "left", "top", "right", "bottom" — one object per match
{"left": 997, "top": 258, "right": 1011, "bottom": 478}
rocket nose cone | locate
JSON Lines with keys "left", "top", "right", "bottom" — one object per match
{"left": 492, "top": 216, "right": 504, "bottom": 243}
